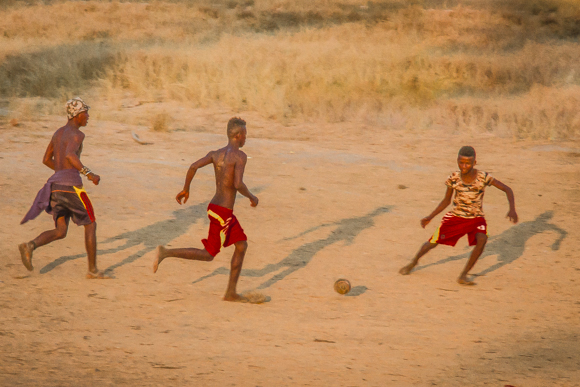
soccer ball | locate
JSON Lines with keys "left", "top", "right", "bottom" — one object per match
{"left": 334, "top": 279, "right": 351, "bottom": 295}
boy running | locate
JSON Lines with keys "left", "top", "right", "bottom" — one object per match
{"left": 19, "top": 97, "right": 105, "bottom": 278}
{"left": 153, "top": 117, "right": 259, "bottom": 302}
{"left": 399, "top": 146, "right": 518, "bottom": 285}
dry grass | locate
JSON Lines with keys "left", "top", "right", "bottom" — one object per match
{"left": 6, "top": 97, "right": 61, "bottom": 121}
{"left": 0, "top": 43, "right": 118, "bottom": 98}
{"left": 152, "top": 112, "right": 171, "bottom": 132}
{"left": 1, "top": 0, "right": 579, "bottom": 139}
{"left": 432, "top": 85, "right": 580, "bottom": 139}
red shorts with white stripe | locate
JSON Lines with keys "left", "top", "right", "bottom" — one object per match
{"left": 202, "top": 203, "right": 247, "bottom": 257}
{"left": 429, "top": 213, "right": 487, "bottom": 247}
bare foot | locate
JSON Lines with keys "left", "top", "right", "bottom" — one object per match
{"left": 399, "top": 262, "right": 416, "bottom": 275}
{"left": 86, "top": 270, "right": 111, "bottom": 279}
{"left": 457, "top": 276, "right": 476, "bottom": 286}
{"left": 18, "top": 242, "right": 34, "bottom": 271}
{"left": 223, "top": 293, "right": 249, "bottom": 303}
{"left": 153, "top": 245, "right": 168, "bottom": 273}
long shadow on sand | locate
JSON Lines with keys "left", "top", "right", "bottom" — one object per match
{"left": 191, "top": 206, "right": 392, "bottom": 290}
{"left": 414, "top": 211, "right": 567, "bottom": 276}
{"left": 40, "top": 188, "right": 266, "bottom": 275}
{"left": 40, "top": 203, "right": 208, "bottom": 275}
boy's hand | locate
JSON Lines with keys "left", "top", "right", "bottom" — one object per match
{"left": 507, "top": 209, "right": 518, "bottom": 223}
{"left": 176, "top": 190, "right": 189, "bottom": 204}
{"left": 420, "top": 217, "right": 431, "bottom": 228}
{"left": 88, "top": 173, "right": 100, "bottom": 185}
{"left": 250, "top": 195, "right": 259, "bottom": 207}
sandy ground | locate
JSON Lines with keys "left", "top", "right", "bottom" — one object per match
{"left": 0, "top": 103, "right": 579, "bottom": 386}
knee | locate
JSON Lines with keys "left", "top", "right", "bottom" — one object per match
{"left": 423, "top": 241, "right": 437, "bottom": 251}
{"left": 477, "top": 233, "right": 488, "bottom": 246}
{"left": 235, "top": 240, "right": 248, "bottom": 252}
{"left": 55, "top": 229, "right": 67, "bottom": 240}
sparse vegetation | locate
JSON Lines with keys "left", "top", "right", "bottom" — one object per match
{"left": 1, "top": 0, "right": 579, "bottom": 138}
{"left": 152, "top": 111, "right": 171, "bottom": 132}
{"left": 0, "top": 43, "right": 118, "bottom": 98}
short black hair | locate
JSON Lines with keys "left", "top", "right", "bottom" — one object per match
{"left": 227, "top": 117, "right": 246, "bottom": 138}
{"left": 458, "top": 146, "right": 476, "bottom": 158}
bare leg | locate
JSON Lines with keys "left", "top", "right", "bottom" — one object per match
{"left": 84, "top": 221, "right": 101, "bottom": 277}
{"left": 458, "top": 233, "right": 487, "bottom": 285}
{"left": 224, "top": 241, "right": 248, "bottom": 302}
{"left": 19, "top": 216, "right": 69, "bottom": 271}
{"left": 153, "top": 245, "right": 214, "bottom": 273}
{"left": 399, "top": 241, "right": 438, "bottom": 275}
{"left": 33, "top": 216, "right": 69, "bottom": 248}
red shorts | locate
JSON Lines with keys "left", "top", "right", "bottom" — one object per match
{"left": 202, "top": 203, "right": 247, "bottom": 257}
{"left": 429, "top": 213, "right": 487, "bottom": 246}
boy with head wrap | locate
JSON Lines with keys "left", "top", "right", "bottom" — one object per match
{"left": 19, "top": 97, "right": 106, "bottom": 279}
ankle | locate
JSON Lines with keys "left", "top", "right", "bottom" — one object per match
{"left": 158, "top": 246, "right": 168, "bottom": 259}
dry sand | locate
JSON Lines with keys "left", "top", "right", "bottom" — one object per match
{"left": 0, "top": 104, "right": 579, "bottom": 386}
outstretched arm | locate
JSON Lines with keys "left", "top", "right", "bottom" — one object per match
{"left": 176, "top": 152, "right": 213, "bottom": 204}
{"left": 421, "top": 187, "right": 453, "bottom": 228}
{"left": 546, "top": 222, "right": 567, "bottom": 250}
{"left": 234, "top": 153, "right": 258, "bottom": 207}
{"left": 491, "top": 179, "right": 518, "bottom": 223}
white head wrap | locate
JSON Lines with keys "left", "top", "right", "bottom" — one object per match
{"left": 66, "top": 97, "right": 90, "bottom": 119}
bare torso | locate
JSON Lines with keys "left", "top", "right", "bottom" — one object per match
{"left": 209, "top": 146, "right": 244, "bottom": 209}
{"left": 49, "top": 125, "right": 84, "bottom": 171}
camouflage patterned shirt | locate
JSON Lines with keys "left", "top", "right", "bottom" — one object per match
{"left": 445, "top": 170, "right": 494, "bottom": 218}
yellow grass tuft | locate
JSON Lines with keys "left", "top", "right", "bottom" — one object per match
{"left": 152, "top": 112, "right": 171, "bottom": 132}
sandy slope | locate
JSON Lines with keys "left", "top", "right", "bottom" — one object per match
{"left": 0, "top": 105, "right": 579, "bottom": 386}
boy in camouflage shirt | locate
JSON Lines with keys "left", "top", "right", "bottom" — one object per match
{"left": 399, "top": 146, "right": 518, "bottom": 285}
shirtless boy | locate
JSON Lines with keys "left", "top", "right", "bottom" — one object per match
{"left": 399, "top": 146, "right": 518, "bottom": 285}
{"left": 19, "top": 97, "right": 104, "bottom": 278}
{"left": 153, "top": 117, "right": 259, "bottom": 302}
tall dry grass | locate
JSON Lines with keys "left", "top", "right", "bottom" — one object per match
{"left": 0, "top": 43, "right": 117, "bottom": 98}
{"left": 97, "top": 30, "right": 580, "bottom": 111}
{"left": 1, "top": 0, "right": 579, "bottom": 138}
{"left": 2, "top": 0, "right": 578, "bottom": 49}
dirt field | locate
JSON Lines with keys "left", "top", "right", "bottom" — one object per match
{"left": 0, "top": 105, "right": 579, "bottom": 386}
